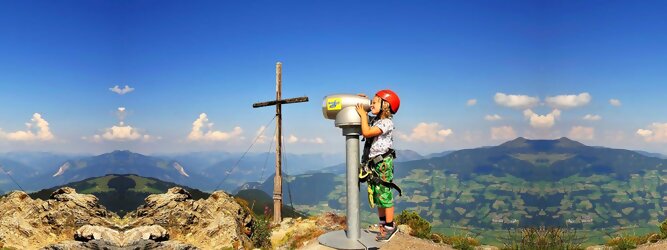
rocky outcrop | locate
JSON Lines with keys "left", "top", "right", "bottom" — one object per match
{"left": 0, "top": 187, "right": 119, "bottom": 249}
{"left": 0, "top": 187, "right": 252, "bottom": 249}
{"left": 69, "top": 225, "right": 170, "bottom": 247}
{"left": 271, "top": 212, "right": 347, "bottom": 249}
{"left": 125, "top": 187, "right": 253, "bottom": 249}
{"left": 43, "top": 239, "right": 197, "bottom": 250}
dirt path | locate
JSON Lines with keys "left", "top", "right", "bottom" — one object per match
{"left": 298, "top": 232, "right": 454, "bottom": 250}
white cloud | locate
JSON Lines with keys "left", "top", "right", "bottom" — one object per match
{"left": 568, "top": 126, "right": 594, "bottom": 140}
{"left": 255, "top": 126, "right": 269, "bottom": 144}
{"left": 636, "top": 123, "right": 667, "bottom": 143}
{"left": 0, "top": 113, "right": 55, "bottom": 141}
{"left": 109, "top": 85, "right": 135, "bottom": 95}
{"left": 523, "top": 109, "right": 561, "bottom": 129}
{"left": 484, "top": 114, "right": 502, "bottom": 121}
{"left": 398, "top": 122, "right": 453, "bottom": 143}
{"left": 637, "top": 129, "right": 653, "bottom": 137}
{"left": 494, "top": 93, "right": 539, "bottom": 109}
{"left": 285, "top": 134, "right": 325, "bottom": 144}
{"left": 545, "top": 92, "right": 591, "bottom": 109}
{"left": 491, "top": 126, "right": 517, "bottom": 140}
{"left": 609, "top": 99, "right": 622, "bottom": 107}
{"left": 102, "top": 123, "right": 142, "bottom": 141}
{"left": 582, "top": 114, "right": 602, "bottom": 121}
{"left": 466, "top": 99, "right": 477, "bottom": 106}
{"left": 85, "top": 122, "right": 159, "bottom": 142}
{"left": 187, "top": 113, "right": 243, "bottom": 142}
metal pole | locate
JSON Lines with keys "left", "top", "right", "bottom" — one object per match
{"left": 318, "top": 101, "right": 381, "bottom": 249}
{"left": 345, "top": 132, "right": 360, "bottom": 240}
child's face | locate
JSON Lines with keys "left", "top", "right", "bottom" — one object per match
{"left": 370, "top": 96, "right": 382, "bottom": 115}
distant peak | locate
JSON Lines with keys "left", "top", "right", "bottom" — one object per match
{"left": 555, "top": 137, "right": 586, "bottom": 148}
{"left": 499, "top": 137, "right": 529, "bottom": 147}
{"left": 95, "top": 150, "right": 143, "bottom": 159}
{"left": 498, "top": 137, "right": 587, "bottom": 150}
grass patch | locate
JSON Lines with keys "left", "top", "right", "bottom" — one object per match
{"left": 79, "top": 175, "right": 116, "bottom": 193}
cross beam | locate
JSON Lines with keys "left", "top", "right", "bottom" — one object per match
{"left": 252, "top": 62, "right": 308, "bottom": 224}
{"left": 253, "top": 96, "right": 309, "bottom": 108}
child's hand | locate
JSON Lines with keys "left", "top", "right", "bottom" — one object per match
{"left": 356, "top": 103, "right": 367, "bottom": 117}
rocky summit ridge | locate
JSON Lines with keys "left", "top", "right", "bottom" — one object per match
{"left": 0, "top": 186, "right": 252, "bottom": 249}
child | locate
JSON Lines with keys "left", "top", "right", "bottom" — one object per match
{"left": 355, "top": 89, "right": 401, "bottom": 241}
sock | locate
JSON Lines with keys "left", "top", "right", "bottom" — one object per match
{"left": 379, "top": 216, "right": 386, "bottom": 225}
{"left": 385, "top": 221, "right": 394, "bottom": 229}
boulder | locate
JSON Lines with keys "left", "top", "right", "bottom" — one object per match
{"left": 0, "top": 188, "right": 119, "bottom": 249}
{"left": 125, "top": 187, "right": 253, "bottom": 249}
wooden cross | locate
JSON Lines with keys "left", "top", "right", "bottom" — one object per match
{"left": 252, "top": 62, "right": 308, "bottom": 224}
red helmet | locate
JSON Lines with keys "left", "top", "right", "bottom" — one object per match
{"left": 375, "top": 89, "right": 400, "bottom": 114}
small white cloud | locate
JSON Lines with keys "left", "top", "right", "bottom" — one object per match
{"left": 187, "top": 113, "right": 243, "bottom": 142}
{"left": 86, "top": 123, "right": 158, "bottom": 142}
{"left": 491, "top": 126, "right": 517, "bottom": 140}
{"left": 287, "top": 135, "right": 299, "bottom": 143}
{"left": 637, "top": 129, "right": 653, "bottom": 137}
{"left": 466, "top": 99, "right": 477, "bottom": 106}
{"left": 255, "top": 126, "right": 269, "bottom": 144}
{"left": 1, "top": 113, "right": 55, "bottom": 141}
{"left": 109, "top": 85, "right": 135, "bottom": 95}
{"left": 582, "top": 114, "right": 601, "bottom": 121}
{"left": 484, "top": 114, "right": 502, "bottom": 121}
{"left": 142, "top": 134, "right": 162, "bottom": 142}
{"left": 569, "top": 126, "right": 594, "bottom": 140}
{"left": 523, "top": 109, "right": 561, "bottom": 129}
{"left": 494, "top": 93, "right": 539, "bottom": 109}
{"left": 609, "top": 99, "right": 622, "bottom": 107}
{"left": 545, "top": 92, "right": 591, "bottom": 109}
{"left": 398, "top": 122, "right": 453, "bottom": 143}
{"left": 102, "top": 123, "right": 142, "bottom": 141}
{"left": 85, "top": 107, "right": 158, "bottom": 142}
{"left": 285, "top": 134, "right": 325, "bottom": 144}
{"left": 636, "top": 123, "right": 667, "bottom": 143}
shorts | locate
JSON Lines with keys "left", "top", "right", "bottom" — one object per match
{"left": 368, "top": 156, "right": 394, "bottom": 208}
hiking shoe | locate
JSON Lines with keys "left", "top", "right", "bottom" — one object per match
{"left": 368, "top": 222, "right": 386, "bottom": 232}
{"left": 376, "top": 225, "right": 398, "bottom": 242}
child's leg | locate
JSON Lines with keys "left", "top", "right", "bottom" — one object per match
{"left": 378, "top": 207, "right": 386, "bottom": 217}
{"left": 378, "top": 207, "right": 386, "bottom": 227}
{"left": 385, "top": 206, "right": 394, "bottom": 225}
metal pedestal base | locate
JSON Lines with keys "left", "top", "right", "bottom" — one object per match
{"left": 318, "top": 229, "right": 383, "bottom": 249}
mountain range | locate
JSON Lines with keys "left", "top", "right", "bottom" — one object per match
{"left": 0, "top": 148, "right": 443, "bottom": 194}
{"left": 1, "top": 150, "right": 350, "bottom": 193}
{"left": 236, "top": 137, "right": 667, "bottom": 238}
{"left": 4, "top": 137, "right": 667, "bottom": 238}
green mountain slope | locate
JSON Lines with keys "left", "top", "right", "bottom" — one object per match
{"left": 29, "top": 174, "right": 302, "bottom": 220}
{"left": 29, "top": 174, "right": 209, "bottom": 216}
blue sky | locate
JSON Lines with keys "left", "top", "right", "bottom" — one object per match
{"left": 1, "top": 0, "right": 666, "bottom": 155}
